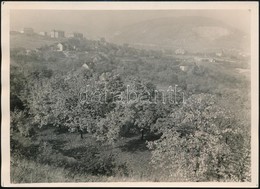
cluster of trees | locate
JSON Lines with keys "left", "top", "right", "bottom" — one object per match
{"left": 26, "top": 70, "right": 182, "bottom": 143}
{"left": 10, "top": 37, "right": 251, "bottom": 182}
{"left": 147, "top": 94, "right": 250, "bottom": 181}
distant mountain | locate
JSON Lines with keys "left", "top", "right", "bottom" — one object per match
{"left": 109, "top": 16, "right": 250, "bottom": 53}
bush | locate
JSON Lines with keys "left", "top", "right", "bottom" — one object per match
{"left": 11, "top": 157, "right": 75, "bottom": 183}
{"left": 10, "top": 110, "right": 35, "bottom": 138}
{"left": 36, "top": 141, "right": 129, "bottom": 177}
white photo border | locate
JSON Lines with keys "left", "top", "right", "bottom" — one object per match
{"left": 1, "top": 1, "right": 259, "bottom": 187}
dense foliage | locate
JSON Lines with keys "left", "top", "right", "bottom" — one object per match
{"left": 10, "top": 36, "right": 251, "bottom": 182}
{"left": 147, "top": 94, "right": 250, "bottom": 181}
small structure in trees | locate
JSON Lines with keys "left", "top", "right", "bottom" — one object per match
{"left": 180, "top": 65, "right": 189, "bottom": 72}
{"left": 82, "top": 63, "right": 90, "bottom": 70}
{"left": 175, "top": 48, "right": 185, "bottom": 55}
{"left": 56, "top": 43, "right": 65, "bottom": 52}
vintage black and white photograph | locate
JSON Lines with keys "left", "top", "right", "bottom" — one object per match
{"left": 1, "top": 2, "right": 259, "bottom": 187}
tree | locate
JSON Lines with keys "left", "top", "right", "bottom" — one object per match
{"left": 27, "top": 70, "right": 127, "bottom": 140}
{"left": 147, "top": 94, "right": 250, "bottom": 181}
{"left": 124, "top": 78, "right": 158, "bottom": 140}
{"left": 94, "top": 104, "right": 132, "bottom": 145}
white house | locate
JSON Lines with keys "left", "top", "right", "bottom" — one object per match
{"left": 194, "top": 57, "right": 215, "bottom": 63}
{"left": 56, "top": 43, "right": 64, "bottom": 52}
{"left": 208, "top": 58, "right": 215, "bottom": 63}
{"left": 92, "top": 55, "right": 102, "bottom": 63}
{"left": 82, "top": 63, "right": 90, "bottom": 70}
{"left": 175, "top": 48, "right": 185, "bottom": 55}
{"left": 25, "top": 49, "right": 32, "bottom": 55}
{"left": 180, "top": 66, "right": 189, "bottom": 72}
{"left": 99, "top": 72, "right": 107, "bottom": 81}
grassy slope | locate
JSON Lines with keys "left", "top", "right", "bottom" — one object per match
{"left": 11, "top": 127, "right": 160, "bottom": 183}
{"left": 10, "top": 34, "right": 62, "bottom": 50}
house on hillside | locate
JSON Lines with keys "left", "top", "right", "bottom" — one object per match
{"left": 179, "top": 65, "right": 189, "bottom": 72}
{"left": 25, "top": 49, "right": 32, "bottom": 55}
{"left": 51, "top": 30, "right": 65, "bottom": 38}
{"left": 99, "top": 73, "right": 106, "bottom": 81}
{"left": 99, "top": 72, "right": 111, "bottom": 81}
{"left": 82, "top": 61, "right": 95, "bottom": 70}
{"left": 175, "top": 48, "right": 185, "bottom": 55}
{"left": 25, "top": 49, "right": 39, "bottom": 55}
{"left": 53, "top": 42, "right": 76, "bottom": 52}
{"left": 92, "top": 55, "right": 102, "bottom": 63}
{"left": 208, "top": 58, "right": 215, "bottom": 63}
{"left": 194, "top": 56, "right": 215, "bottom": 63}
{"left": 56, "top": 43, "right": 65, "bottom": 51}
{"left": 82, "top": 63, "right": 90, "bottom": 70}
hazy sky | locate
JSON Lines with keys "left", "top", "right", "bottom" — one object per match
{"left": 10, "top": 10, "right": 251, "bottom": 39}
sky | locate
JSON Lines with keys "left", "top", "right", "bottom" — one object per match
{"left": 10, "top": 10, "right": 251, "bottom": 39}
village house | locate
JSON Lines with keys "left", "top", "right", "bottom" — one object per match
{"left": 82, "top": 63, "right": 90, "bottom": 70}
{"left": 99, "top": 73, "right": 106, "bottom": 81}
{"left": 53, "top": 42, "right": 76, "bottom": 52}
{"left": 92, "top": 55, "right": 102, "bottom": 63}
{"left": 25, "top": 49, "right": 39, "bottom": 55}
{"left": 208, "top": 58, "right": 215, "bottom": 63}
{"left": 179, "top": 65, "right": 189, "bottom": 72}
{"left": 56, "top": 43, "right": 71, "bottom": 52}
{"left": 175, "top": 48, "right": 185, "bottom": 55}
{"left": 56, "top": 43, "right": 65, "bottom": 52}
{"left": 194, "top": 56, "right": 215, "bottom": 63}
{"left": 50, "top": 30, "right": 65, "bottom": 38}
{"left": 25, "top": 49, "right": 32, "bottom": 55}
{"left": 99, "top": 72, "right": 111, "bottom": 81}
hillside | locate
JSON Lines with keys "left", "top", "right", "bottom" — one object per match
{"left": 109, "top": 16, "right": 249, "bottom": 53}
{"left": 10, "top": 31, "right": 251, "bottom": 183}
{"left": 10, "top": 33, "right": 62, "bottom": 50}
